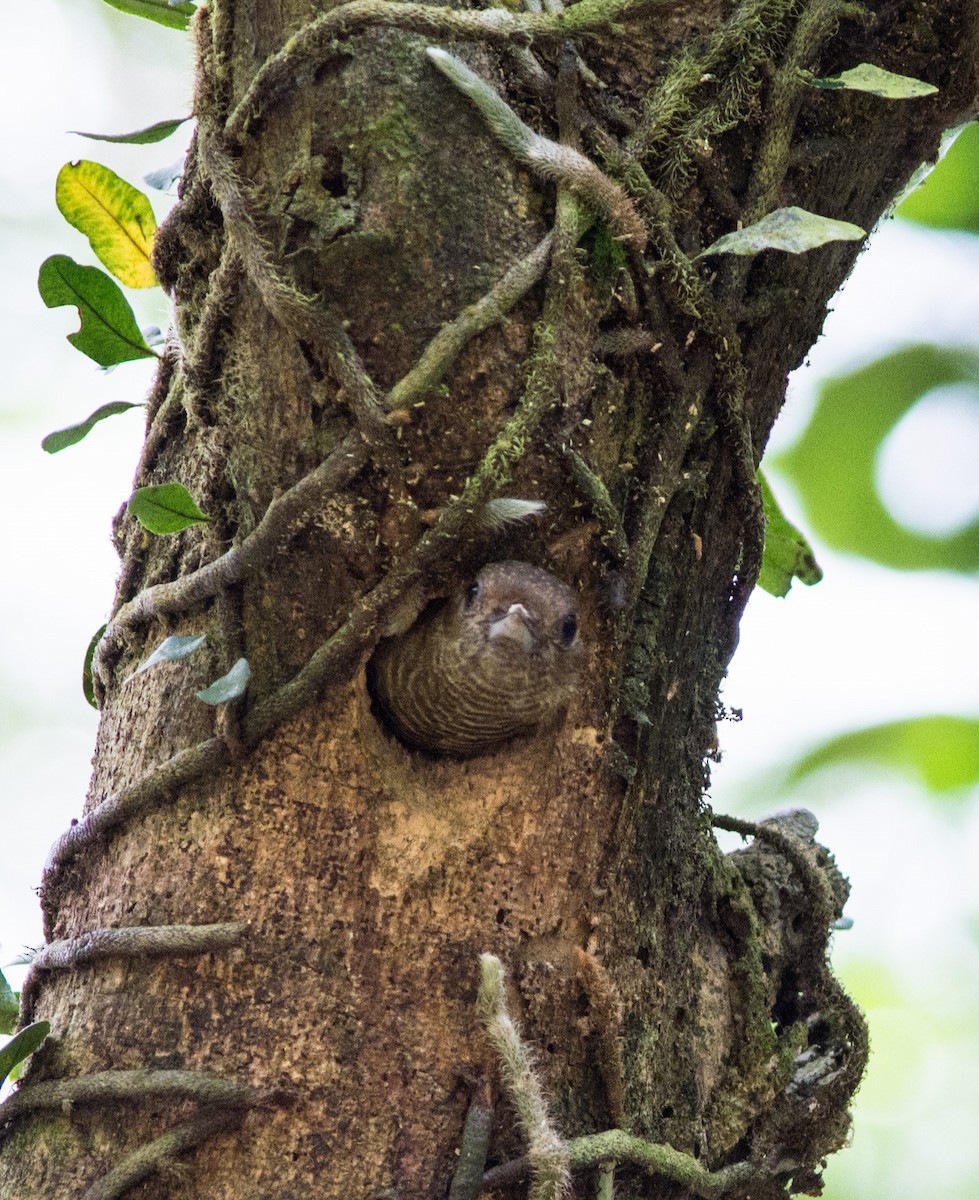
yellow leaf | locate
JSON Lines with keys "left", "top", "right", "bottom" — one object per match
{"left": 56, "top": 160, "right": 157, "bottom": 288}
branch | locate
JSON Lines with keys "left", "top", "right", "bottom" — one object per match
{"left": 386, "top": 234, "right": 554, "bottom": 415}
{"left": 41, "top": 737, "right": 232, "bottom": 940}
{"left": 628, "top": 0, "right": 797, "bottom": 186}
{"left": 448, "top": 1079, "right": 494, "bottom": 1200}
{"left": 226, "top": 0, "right": 659, "bottom": 140}
{"left": 33, "top": 922, "right": 248, "bottom": 971}
{"left": 83, "top": 1105, "right": 244, "bottom": 1200}
{"left": 0, "top": 1070, "right": 259, "bottom": 1127}
{"left": 427, "top": 47, "right": 646, "bottom": 250}
{"left": 20, "top": 923, "right": 249, "bottom": 1026}
{"left": 573, "top": 947, "right": 626, "bottom": 1127}
{"left": 712, "top": 810, "right": 839, "bottom": 931}
{"left": 482, "top": 1132, "right": 756, "bottom": 1197}
{"left": 198, "top": 133, "right": 399, "bottom": 468}
{"left": 179, "top": 243, "right": 244, "bottom": 401}
{"left": 477, "top": 955, "right": 569, "bottom": 1200}
{"left": 742, "top": 0, "right": 848, "bottom": 219}
{"left": 93, "top": 433, "right": 367, "bottom": 681}
{"left": 562, "top": 449, "right": 629, "bottom": 563}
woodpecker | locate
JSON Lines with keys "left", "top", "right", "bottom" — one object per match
{"left": 368, "top": 561, "right": 584, "bottom": 756}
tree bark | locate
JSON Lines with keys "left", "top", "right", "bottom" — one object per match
{"left": 3, "top": 1, "right": 976, "bottom": 1197}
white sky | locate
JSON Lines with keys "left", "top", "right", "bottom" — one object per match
{"left": 1, "top": 4, "right": 978, "bottom": 1197}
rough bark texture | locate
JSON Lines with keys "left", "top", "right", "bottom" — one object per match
{"left": 3, "top": 1, "right": 977, "bottom": 1198}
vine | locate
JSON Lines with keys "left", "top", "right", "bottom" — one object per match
{"left": 225, "top": 0, "right": 658, "bottom": 140}
{"left": 474, "top": 954, "right": 758, "bottom": 1197}
{"left": 18, "top": 922, "right": 249, "bottom": 1027}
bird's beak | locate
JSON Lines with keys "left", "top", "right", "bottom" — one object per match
{"left": 487, "top": 603, "right": 536, "bottom": 650}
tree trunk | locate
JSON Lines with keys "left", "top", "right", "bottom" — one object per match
{"left": 3, "top": 1, "right": 976, "bottom": 1197}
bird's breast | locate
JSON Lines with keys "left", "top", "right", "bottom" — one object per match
{"left": 369, "top": 616, "right": 576, "bottom": 756}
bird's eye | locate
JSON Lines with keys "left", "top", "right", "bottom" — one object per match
{"left": 558, "top": 612, "right": 578, "bottom": 647}
{"left": 464, "top": 581, "right": 481, "bottom": 609}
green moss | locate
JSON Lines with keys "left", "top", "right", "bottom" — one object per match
{"left": 706, "top": 859, "right": 780, "bottom": 1151}
{"left": 3, "top": 1113, "right": 80, "bottom": 1170}
{"left": 583, "top": 222, "right": 628, "bottom": 284}
{"left": 362, "top": 104, "right": 418, "bottom": 164}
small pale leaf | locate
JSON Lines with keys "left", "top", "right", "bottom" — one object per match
{"left": 83, "top": 624, "right": 108, "bottom": 709}
{"left": 197, "top": 658, "right": 251, "bottom": 705}
{"left": 42, "top": 402, "right": 143, "bottom": 454}
{"left": 56, "top": 160, "right": 157, "bottom": 288}
{"left": 128, "top": 483, "right": 210, "bottom": 534}
{"left": 702, "top": 207, "right": 866, "bottom": 257}
{"left": 144, "top": 158, "right": 185, "bottom": 193}
{"left": 757, "top": 471, "right": 823, "bottom": 597}
{"left": 100, "top": 0, "right": 197, "bottom": 29}
{"left": 127, "top": 634, "right": 207, "bottom": 682}
{"left": 38, "top": 256, "right": 157, "bottom": 366}
{"left": 70, "top": 117, "right": 191, "bottom": 144}
{"left": 809, "top": 63, "right": 938, "bottom": 99}
{"left": 480, "top": 498, "right": 547, "bottom": 529}
{"left": 0, "top": 1023, "right": 50, "bottom": 1087}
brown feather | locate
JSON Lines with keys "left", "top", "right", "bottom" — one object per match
{"left": 368, "top": 561, "right": 584, "bottom": 756}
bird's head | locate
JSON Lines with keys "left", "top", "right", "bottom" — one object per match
{"left": 452, "top": 561, "right": 582, "bottom": 675}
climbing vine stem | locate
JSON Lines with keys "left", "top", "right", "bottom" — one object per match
{"left": 225, "top": 0, "right": 660, "bottom": 141}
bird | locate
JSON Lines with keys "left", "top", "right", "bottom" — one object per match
{"left": 368, "top": 561, "right": 584, "bottom": 756}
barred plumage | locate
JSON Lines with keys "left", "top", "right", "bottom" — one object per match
{"left": 368, "top": 561, "right": 584, "bottom": 756}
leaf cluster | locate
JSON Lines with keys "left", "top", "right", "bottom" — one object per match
{"left": 34, "top": 1, "right": 219, "bottom": 710}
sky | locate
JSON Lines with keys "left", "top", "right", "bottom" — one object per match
{"left": 1, "top": 4, "right": 978, "bottom": 1198}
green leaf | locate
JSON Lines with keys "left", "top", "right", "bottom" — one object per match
{"left": 42, "top": 402, "right": 143, "bottom": 454}
{"left": 128, "top": 484, "right": 211, "bottom": 534}
{"left": 757, "top": 471, "right": 823, "bottom": 597}
{"left": 0, "top": 971, "right": 17, "bottom": 1035}
{"left": 787, "top": 716, "right": 979, "bottom": 796}
{"left": 126, "top": 634, "right": 207, "bottom": 682}
{"left": 898, "top": 122, "right": 979, "bottom": 235}
{"left": 701, "top": 207, "right": 866, "bottom": 257}
{"left": 0, "top": 1023, "right": 50, "bottom": 1087}
{"left": 197, "top": 658, "right": 251, "bottom": 705}
{"left": 56, "top": 161, "right": 157, "bottom": 288}
{"left": 38, "top": 256, "right": 157, "bottom": 367}
{"left": 808, "top": 63, "right": 938, "bottom": 99}
{"left": 772, "top": 344, "right": 979, "bottom": 572}
{"left": 83, "top": 624, "right": 108, "bottom": 709}
{"left": 70, "top": 117, "right": 191, "bottom": 145}
{"left": 100, "top": 0, "right": 197, "bottom": 30}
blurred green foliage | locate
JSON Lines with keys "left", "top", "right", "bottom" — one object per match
{"left": 898, "top": 122, "right": 979, "bottom": 235}
{"left": 773, "top": 345, "right": 979, "bottom": 572}
{"left": 787, "top": 715, "right": 979, "bottom": 797}
{"left": 768, "top": 123, "right": 979, "bottom": 800}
